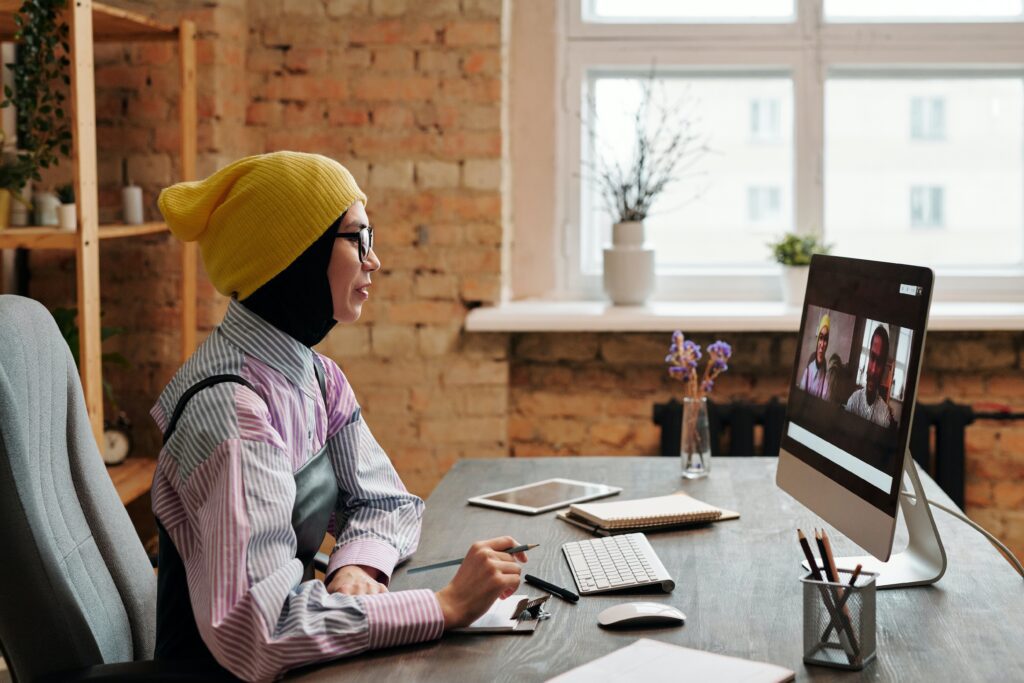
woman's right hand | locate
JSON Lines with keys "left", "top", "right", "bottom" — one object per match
{"left": 435, "top": 536, "right": 528, "bottom": 629}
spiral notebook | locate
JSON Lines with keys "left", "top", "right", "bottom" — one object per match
{"left": 564, "top": 492, "right": 736, "bottom": 532}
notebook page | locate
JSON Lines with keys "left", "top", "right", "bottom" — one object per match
{"left": 569, "top": 493, "right": 723, "bottom": 529}
{"left": 547, "top": 639, "right": 794, "bottom": 683}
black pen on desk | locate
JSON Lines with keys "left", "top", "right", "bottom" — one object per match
{"left": 525, "top": 574, "right": 579, "bottom": 603}
{"left": 407, "top": 543, "right": 538, "bottom": 574}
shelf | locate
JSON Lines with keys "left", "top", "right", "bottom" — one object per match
{"left": 0, "top": 222, "right": 168, "bottom": 249}
{"left": 107, "top": 457, "right": 157, "bottom": 505}
{"left": 0, "top": 1, "right": 177, "bottom": 43}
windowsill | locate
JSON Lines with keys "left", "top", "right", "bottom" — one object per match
{"left": 464, "top": 300, "right": 1024, "bottom": 332}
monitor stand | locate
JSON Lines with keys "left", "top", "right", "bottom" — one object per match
{"left": 834, "top": 449, "right": 947, "bottom": 589}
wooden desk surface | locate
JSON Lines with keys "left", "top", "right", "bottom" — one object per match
{"left": 293, "top": 457, "right": 1023, "bottom": 682}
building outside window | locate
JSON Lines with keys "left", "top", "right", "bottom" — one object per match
{"left": 910, "top": 96, "right": 946, "bottom": 140}
{"left": 910, "top": 186, "right": 945, "bottom": 228}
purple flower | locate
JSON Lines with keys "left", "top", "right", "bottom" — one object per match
{"left": 708, "top": 340, "right": 732, "bottom": 359}
{"left": 701, "top": 379, "right": 714, "bottom": 393}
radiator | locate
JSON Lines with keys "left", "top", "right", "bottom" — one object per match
{"left": 652, "top": 398, "right": 1021, "bottom": 509}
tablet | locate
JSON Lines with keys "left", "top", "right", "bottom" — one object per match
{"left": 467, "top": 478, "right": 622, "bottom": 515}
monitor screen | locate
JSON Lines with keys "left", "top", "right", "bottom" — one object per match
{"left": 782, "top": 255, "right": 932, "bottom": 514}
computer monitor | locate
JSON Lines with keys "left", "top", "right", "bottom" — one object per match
{"left": 776, "top": 254, "right": 946, "bottom": 588}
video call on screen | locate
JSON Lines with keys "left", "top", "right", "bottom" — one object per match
{"left": 785, "top": 261, "right": 929, "bottom": 510}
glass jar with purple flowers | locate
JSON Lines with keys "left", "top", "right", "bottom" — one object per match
{"left": 665, "top": 332, "right": 732, "bottom": 479}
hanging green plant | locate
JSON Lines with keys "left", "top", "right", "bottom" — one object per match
{"left": 0, "top": 0, "right": 73, "bottom": 193}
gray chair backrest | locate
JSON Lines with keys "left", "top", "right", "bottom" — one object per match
{"left": 0, "top": 295, "right": 155, "bottom": 681}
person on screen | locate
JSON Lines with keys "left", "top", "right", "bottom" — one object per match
{"left": 798, "top": 313, "right": 831, "bottom": 400}
{"left": 845, "top": 325, "right": 897, "bottom": 428}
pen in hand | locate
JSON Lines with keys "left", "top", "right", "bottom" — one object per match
{"left": 409, "top": 543, "right": 539, "bottom": 574}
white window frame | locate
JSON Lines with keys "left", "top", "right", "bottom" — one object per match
{"left": 555, "top": 0, "right": 1024, "bottom": 303}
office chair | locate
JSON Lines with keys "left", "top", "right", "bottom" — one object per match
{"left": 0, "top": 295, "right": 222, "bottom": 682}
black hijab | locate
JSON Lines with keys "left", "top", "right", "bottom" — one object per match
{"left": 240, "top": 216, "right": 342, "bottom": 347}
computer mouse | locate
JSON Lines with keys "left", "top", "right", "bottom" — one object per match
{"left": 597, "top": 602, "right": 686, "bottom": 628}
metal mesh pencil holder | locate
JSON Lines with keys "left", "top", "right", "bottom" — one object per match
{"left": 801, "top": 569, "right": 877, "bottom": 670}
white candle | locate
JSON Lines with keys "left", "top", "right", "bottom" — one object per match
{"left": 122, "top": 185, "right": 143, "bottom": 225}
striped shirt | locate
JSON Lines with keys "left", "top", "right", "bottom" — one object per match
{"left": 151, "top": 299, "right": 443, "bottom": 682}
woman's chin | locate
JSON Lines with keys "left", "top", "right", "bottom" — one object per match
{"left": 334, "top": 304, "right": 361, "bottom": 324}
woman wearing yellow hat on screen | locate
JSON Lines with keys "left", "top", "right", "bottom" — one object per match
{"left": 152, "top": 151, "right": 526, "bottom": 681}
{"left": 798, "top": 313, "right": 831, "bottom": 400}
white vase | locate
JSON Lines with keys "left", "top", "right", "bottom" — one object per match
{"left": 57, "top": 203, "right": 77, "bottom": 231}
{"left": 34, "top": 190, "right": 60, "bottom": 226}
{"left": 603, "top": 221, "right": 655, "bottom": 306}
{"left": 9, "top": 182, "right": 32, "bottom": 226}
{"left": 781, "top": 265, "right": 809, "bottom": 308}
{"left": 122, "top": 184, "right": 144, "bottom": 225}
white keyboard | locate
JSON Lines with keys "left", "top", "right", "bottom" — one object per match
{"left": 562, "top": 533, "right": 675, "bottom": 595}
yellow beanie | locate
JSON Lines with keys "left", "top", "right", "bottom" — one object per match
{"left": 817, "top": 313, "right": 830, "bottom": 336}
{"left": 158, "top": 151, "right": 368, "bottom": 300}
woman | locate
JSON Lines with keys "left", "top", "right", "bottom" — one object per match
{"left": 152, "top": 152, "right": 525, "bottom": 681}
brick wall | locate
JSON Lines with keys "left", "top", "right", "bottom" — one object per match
{"left": 22, "top": 0, "right": 1021, "bottom": 561}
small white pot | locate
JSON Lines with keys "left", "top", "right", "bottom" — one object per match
{"left": 57, "top": 203, "right": 77, "bottom": 232}
{"left": 603, "top": 221, "right": 655, "bottom": 306}
{"left": 34, "top": 191, "right": 60, "bottom": 226}
{"left": 781, "top": 265, "right": 809, "bottom": 308}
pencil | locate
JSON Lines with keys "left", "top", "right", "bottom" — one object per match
{"left": 797, "top": 529, "right": 824, "bottom": 580}
{"left": 407, "top": 543, "right": 539, "bottom": 574}
{"left": 820, "top": 530, "right": 860, "bottom": 658}
{"left": 822, "top": 563, "right": 863, "bottom": 641}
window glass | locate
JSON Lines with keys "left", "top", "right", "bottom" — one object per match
{"left": 825, "top": 76, "right": 1024, "bottom": 266}
{"left": 825, "top": 0, "right": 1023, "bottom": 22}
{"left": 583, "top": 74, "right": 793, "bottom": 272}
{"left": 587, "top": 0, "right": 794, "bottom": 22}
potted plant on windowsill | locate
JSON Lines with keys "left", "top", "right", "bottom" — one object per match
{"left": 768, "top": 233, "right": 831, "bottom": 308}
{"left": 584, "top": 74, "right": 709, "bottom": 306}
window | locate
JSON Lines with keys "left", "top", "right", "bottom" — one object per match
{"left": 910, "top": 186, "right": 944, "bottom": 228}
{"left": 546, "top": 1, "right": 1024, "bottom": 302}
{"left": 751, "top": 97, "right": 782, "bottom": 142}
{"left": 910, "top": 97, "right": 945, "bottom": 140}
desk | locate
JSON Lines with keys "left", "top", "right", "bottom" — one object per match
{"left": 293, "top": 457, "right": 1023, "bottom": 682}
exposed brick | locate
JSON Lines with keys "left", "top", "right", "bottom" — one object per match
{"left": 416, "top": 160, "right": 460, "bottom": 188}
{"left": 515, "top": 334, "right": 600, "bottom": 362}
{"left": 368, "top": 161, "right": 415, "bottom": 190}
{"left": 418, "top": 324, "right": 461, "bottom": 356}
{"left": 416, "top": 50, "right": 461, "bottom": 74}
{"left": 283, "top": 0, "right": 325, "bottom": 17}
{"left": 126, "top": 154, "right": 172, "bottom": 186}
{"left": 461, "top": 50, "right": 500, "bottom": 76}
{"left": 327, "top": 0, "right": 370, "bottom": 17}
{"left": 415, "top": 272, "right": 458, "bottom": 299}
{"left": 353, "top": 75, "right": 437, "bottom": 101}
{"left": 386, "top": 300, "right": 466, "bottom": 325}
{"left": 318, "top": 325, "right": 371, "bottom": 359}
{"left": 370, "top": 324, "right": 418, "bottom": 356}
{"left": 458, "top": 274, "right": 500, "bottom": 302}
{"left": 373, "top": 104, "right": 414, "bottom": 128}
{"left": 442, "top": 358, "right": 507, "bottom": 386}
{"left": 283, "top": 101, "right": 328, "bottom": 127}
{"left": 329, "top": 105, "right": 371, "bottom": 127}
{"left": 444, "top": 20, "right": 500, "bottom": 46}
{"left": 462, "top": 158, "right": 501, "bottom": 190}
{"left": 361, "top": 20, "right": 438, "bottom": 45}
{"left": 370, "top": 0, "right": 409, "bottom": 17}
{"left": 462, "top": 0, "right": 502, "bottom": 18}
{"left": 372, "top": 46, "right": 415, "bottom": 70}
{"left": 246, "top": 100, "right": 281, "bottom": 126}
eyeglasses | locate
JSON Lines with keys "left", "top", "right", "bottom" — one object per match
{"left": 335, "top": 225, "right": 374, "bottom": 263}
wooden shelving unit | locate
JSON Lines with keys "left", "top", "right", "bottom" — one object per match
{"left": 0, "top": 1, "right": 196, "bottom": 504}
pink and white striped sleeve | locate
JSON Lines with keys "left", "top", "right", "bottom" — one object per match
{"left": 167, "top": 389, "right": 443, "bottom": 682}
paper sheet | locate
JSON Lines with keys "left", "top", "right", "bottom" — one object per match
{"left": 546, "top": 638, "right": 794, "bottom": 683}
